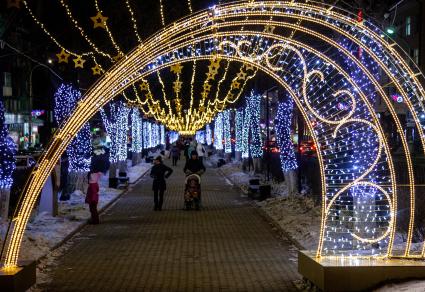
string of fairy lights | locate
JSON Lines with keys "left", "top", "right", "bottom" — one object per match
{"left": 4, "top": 1, "right": 425, "bottom": 269}
{"left": 20, "top": 0, "right": 257, "bottom": 135}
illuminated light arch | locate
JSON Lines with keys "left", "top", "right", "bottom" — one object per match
{"left": 3, "top": 1, "right": 425, "bottom": 268}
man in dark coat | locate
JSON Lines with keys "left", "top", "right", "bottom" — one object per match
{"left": 183, "top": 151, "right": 206, "bottom": 175}
{"left": 150, "top": 156, "right": 173, "bottom": 211}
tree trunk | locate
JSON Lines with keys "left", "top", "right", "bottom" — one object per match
{"left": 253, "top": 157, "right": 262, "bottom": 174}
{"left": 235, "top": 151, "right": 242, "bottom": 161}
{"left": 284, "top": 170, "right": 298, "bottom": 196}
{"left": 0, "top": 188, "right": 10, "bottom": 222}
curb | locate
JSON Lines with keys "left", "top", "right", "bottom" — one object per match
{"left": 36, "top": 166, "right": 151, "bottom": 264}
{"left": 217, "top": 167, "right": 305, "bottom": 251}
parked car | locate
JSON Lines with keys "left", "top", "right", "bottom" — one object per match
{"left": 299, "top": 141, "right": 316, "bottom": 155}
{"left": 15, "top": 155, "right": 37, "bottom": 169}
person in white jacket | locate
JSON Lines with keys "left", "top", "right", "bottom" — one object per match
{"left": 196, "top": 142, "right": 206, "bottom": 162}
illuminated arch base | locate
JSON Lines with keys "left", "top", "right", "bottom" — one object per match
{"left": 3, "top": 1, "right": 425, "bottom": 269}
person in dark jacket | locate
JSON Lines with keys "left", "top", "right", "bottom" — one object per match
{"left": 170, "top": 144, "right": 181, "bottom": 166}
{"left": 150, "top": 156, "right": 173, "bottom": 211}
{"left": 183, "top": 151, "right": 206, "bottom": 176}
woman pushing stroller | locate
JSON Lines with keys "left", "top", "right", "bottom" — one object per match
{"left": 183, "top": 151, "right": 206, "bottom": 210}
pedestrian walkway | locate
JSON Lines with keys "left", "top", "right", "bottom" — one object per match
{"left": 42, "top": 159, "right": 300, "bottom": 291}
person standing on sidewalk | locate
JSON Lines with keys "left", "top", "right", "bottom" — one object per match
{"left": 196, "top": 142, "right": 206, "bottom": 163}
{"left": 85, "top": 171, "right": 102, "bottom": 224}
{"left": 170, "top": 144, "right": 181, "bottom": 166}
{"left": 150, "top": 156, "right": 173, "bottom": 211}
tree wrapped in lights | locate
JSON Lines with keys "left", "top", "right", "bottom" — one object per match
{"left": 196, "top": 130, "right": 206, "bottom": 144}
{"left": 130, "top": 108, "right": 143, "bottom": 165}
{"left": 223, "top": 109, "right": 232, "bottom": 154}
{"left": 275, "top": 98, "right": 298, "bottom": 195}
{"left": 168, "top": 131, "right": 179, "bottom": 144}
{"left": 0, "top": 99, "right": 16, "bottom": 190}
{"left": 235, "top": 109, "right": 244, "bottom": 154}
{"left": 0, "top": 99, "right": 16, "bottom": 220}
{"left": 160, "top": 125, "right": 165, "bottom": 145}
{"left": 100, "top": 101, "right": 130, "bottom": 183}
{"left": 206, "top": 124, "right": 212, "bottom": 146}
{"left": 214, "top": 112, "right": 223, "bottom": 150}
{"left": 242, "top": 92, "right": 262, "bottom": 158}
{"left": 54, "top": 83, "right": 91, "bottom": 196}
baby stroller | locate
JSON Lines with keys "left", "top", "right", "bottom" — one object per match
{"left": 184, "top": 174, "right": 201, "bottom": 210}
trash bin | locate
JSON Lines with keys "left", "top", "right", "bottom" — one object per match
{"left": 259, "top": 184, "right": 271, "bottom": 200}
{"left": 248, "top": 179, "right": 260, "bottom": 198}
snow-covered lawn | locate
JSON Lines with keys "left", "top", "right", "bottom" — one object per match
{"left": 1, "top": 161, "right": 151, "bottom": 263}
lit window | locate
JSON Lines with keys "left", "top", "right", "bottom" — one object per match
{"left": 4, "top": 72, "right": 12, "bottom": 87}
{"left": 414, "top": 48, "right": 419, "bottom": 64}
{"left": 406, "top": 16, "right": 411, "bottom": 36}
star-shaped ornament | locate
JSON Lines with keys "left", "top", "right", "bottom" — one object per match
{"left": 91, "top": 64, "right": 103, "bottom": 75}
{"left": 56, "top": 49, "right": 70, "bottom": 63}
{"left": 201, "top": 91, "right": 209, "bottom": 99}
{"left": 113, "top": 52, "right": 124, "bottom": 62}
{"left": 203, "top": 83, "right": 212, "bottom": 92}
{"left": 243, "top": 63, "right": 255, "bottom": 72}
{"left": 7, "top": 0, "right": 21, "bottom": 8}
{"left": 139, "top": 81, "right": 149, "bottom": 91}
{"left": 264, "top": 25, "right": 276, "bottom": 34}
{"left": 90, "top": 12, "right": 108, "bottom": 29}
{"left": 210, "top": 58, "right": 221, "bottom": 70}
{"left": 206, "top": 72, "right": 215, "bottom": 80}
{"left": 237, "top": 71, "right": 247, "bottom": 80}
{"left": 231, "top": 80, "right": 241, "bottom": 89}
{"left": 173, "top": 80, "right": 183, "bottom": 93}
{"left": 208, "top": 66, "right": 219, "bottom": 75}
{"left": 170, "top": 63, "right": 183, "bottom": 74}
{"left": 73, "top": 56, "right": 86, "bottom": 68}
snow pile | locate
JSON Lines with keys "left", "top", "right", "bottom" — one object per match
{"left": 257, "top": 196, "right": 321, "bottom": 250}
{"left": 218, "top": 162, "right": 253, "bottom": 193}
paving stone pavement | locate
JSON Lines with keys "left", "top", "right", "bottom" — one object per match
{"left": 42, "top": 160, "right": 301, "bottom": 291}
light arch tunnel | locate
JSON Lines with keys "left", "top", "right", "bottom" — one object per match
{"left": 3, "top": 0, "right": 425, "bottom": 268}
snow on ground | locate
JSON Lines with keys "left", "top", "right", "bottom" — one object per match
{"left": 0, "top": 160, "right": 151, "bottom": 263}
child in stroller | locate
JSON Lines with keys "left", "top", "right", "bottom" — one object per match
{"left": 184, "top": 174, "right": 201, "bottom": 210}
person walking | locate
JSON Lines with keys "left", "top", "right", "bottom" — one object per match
{"left": 196, "top": 142, "right": 206, "bottom": 163}
{"left": 85, "top": 171, "right": 102, "bottom": 224}
{"left": 150, "top": 156, "right": 173, "bottom": 211}
{"left": 170, "top": 144, "right": 180, "bottom": 166}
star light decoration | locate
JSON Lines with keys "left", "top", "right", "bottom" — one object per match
{"left": 56, "top": 49, "right": 70, "bottom": 63}
{"left": 73, "top": 56, "right": 86, "bottom": 68}
{"left": 90, "top": 11, "right": 109, "bottom": 29}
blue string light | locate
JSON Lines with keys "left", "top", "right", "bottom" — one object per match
{"left": 54, "top": 83, "right": 91, "bottom": 172}
{"left": 242, "top": 91, "right": 262, "bottom": 158}
{"left": 206, "top": 124, "right": 212, "bottom": 146}
{"left": 223, "top": 110, "right": 232, "bottom": 153}
{"left": 0, "top": 98, "right": 16, "bottom": 189}
{"left": 275, "top": 98, "right": 298, "bottom": 171}
{"left": 214, "top": 112, "right": 224, "bottom": 150}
